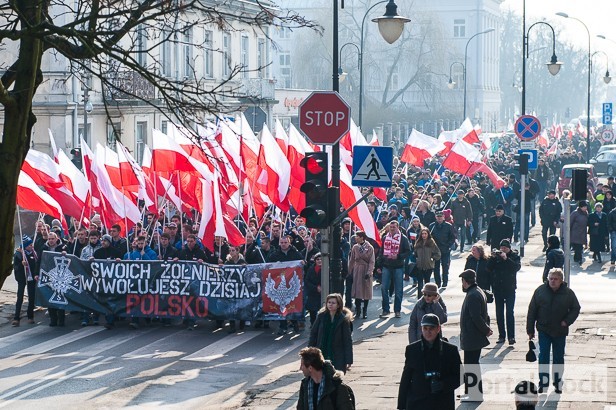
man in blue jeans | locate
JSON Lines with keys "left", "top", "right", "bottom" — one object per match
{"left": 377, "top": 220, "right": 410, "bottom": 318}
{"left": 527, "top": 268, "right": 580, "bottom": 394}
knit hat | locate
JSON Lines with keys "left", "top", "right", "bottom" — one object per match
{"left": 421, "top": 283, "right": 439, "bottom": 296}
{"left": 22, "top": 235, "right": 33, "bottom": 248}
{"left": 51, "top": 219, "right": 62, "bottom": 227}
{"left": 101, "top": 234, "right": 112, "bottom": 243}
{"left": 500, "top": 239, "right": 512, "bottom": 249}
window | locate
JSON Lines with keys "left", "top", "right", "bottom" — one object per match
{"left": 390, "top": 65, "right": 399, "bottom": 91}
{"left": 257, "top": 38, "right": 266, "bottom": 78}
{"left": 222, "top": 32, "right": 231, "bottom": 77}
{"left": 107, "top": 121, "right": 121, "bottom": 149}
{"left": 204, "top": 30, "right": 213, "bottom": 78}
{"left": 454, "top": 19, "right": 466, "bottom": 38}
{"left": 182, "top": 27, "right": 193, "bottom": 78}
{"left": 279, "top": 51, "right": 291, "bottom": 88}
{"left": 161, "top": 119, "right": 168, "bottom": 135}
{"left": 279, "top": 27, "right": 290, "bottom": 39}
{"left": 241, "top": 34, "right": 249, "bottom": 78}
{"left": 136, "top": 24, "right": 147, "bottom": 67}
{"left": 161, "top": 30, "right": 172, "bottom": 77}
{"left": 135, "top": 121, "right": 147, "bottom": 164}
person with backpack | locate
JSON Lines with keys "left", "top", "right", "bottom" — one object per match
{"left": 297, "top": 347, "right": 356, "bottom": 410}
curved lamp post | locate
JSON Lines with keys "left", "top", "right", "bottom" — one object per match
{"left": 447, "top": 61, "right": 464, "bottom": 90}
{"left": 339, "top": 42, "right": 360, "bottom": 82}
{"left": 556, "top": 12, "right": 591, "bottom": 163}
{"left": 358, "top": 0, "right": 410, "bottom": 128}
{"left": 463, "top": 28, "right": 495, "bottom": 121}
{"left": 592, "top": 50, "right": 612, "bottom": 84}
{"left": 522, "top": 21, "right": 563, "bottom": 115}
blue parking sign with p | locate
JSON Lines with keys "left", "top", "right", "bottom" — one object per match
{"left": 603, "top": 103, "right": 612, "bottom": 125}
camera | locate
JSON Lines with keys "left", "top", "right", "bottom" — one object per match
{"left": 425, "top": 371, "right": 443, "bottom": 394}
{"left": 492, "top": 249, "right": 502, "bottom": 255}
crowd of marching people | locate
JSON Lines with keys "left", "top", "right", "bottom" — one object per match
{"left": 10, "top": 122, "right": 614, "bottom": 408}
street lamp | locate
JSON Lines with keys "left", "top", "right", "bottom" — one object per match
{"left": 339, "top": 42, "right": 360, "bottom": 83}
{"left": 358, "top": 0, "right": 410, "bottom": 128}
{"left": 82, "top": 75, "right": 93, "bottom": 146}
{"left": 447, "top": 61, "right": 464, "bottom": 90}
{"left": 556, "top": 12, "right": 591, "bottom": 163}
{"left": 522, "top": 21, "right": 562, "bottom": 115}
{"left": 592, "top": 50, "right": 612, "bottom": 84}
{"left": 463, "top": 28, "right": 495, "bottom": 121}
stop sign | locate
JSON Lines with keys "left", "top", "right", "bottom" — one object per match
{"left": 298, "top": 91, "right": 351, "bottom": 145}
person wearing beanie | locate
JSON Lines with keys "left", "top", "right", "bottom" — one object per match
{"left": 459, "top": 269, "right": 492, "bottom": 401}
{"left": 487, "top": 239, "right": 521, "bottom": 345}
{"left": 12, "top": 236, "right": 38, "bottom": 327}
{"left": 486, "top": 204, "right": 513, "bottom": 250}
{"left": 408, "top": 283, "right": 448, "bottom": 344}
{"left": 539, "top": 190, "right": 562, "bottom": 252}
{"left": 543, "top": 235, "right": 564, "bottom": 283}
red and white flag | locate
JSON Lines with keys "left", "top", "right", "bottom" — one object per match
{"left": 460, "top": 118, "right": 480, "bottom": 144}
{"left": 442, "top": 140, "right": 482, "bottom": 175}
{"left": 18, "top": 172, "right": 66, "bottom": 228}
{"left": 401, "top": 129, "right": 445, "bottom": 166}
{"left": 547, "top": 140, "right": 559, "bottom": 156}
{"left": 468, "top": 162, "right": 505, "bottom": 189}
{"left": 257, "top": 124, "right": 291, "bottom": 212}
{"left": 339, "top": 164, "right": 381, "bottom": 245}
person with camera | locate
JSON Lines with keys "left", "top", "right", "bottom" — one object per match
{"left": 486, "top": 204, "right": 513, "bottom": 250}
{"left": 487, "top": 239, "right": 521, "bottom": 345}
{"left": 408, "top": 284, "right": 447, "bottom": 344}
{"left": 397, "top": 313, "right": 462, "bottom": 410}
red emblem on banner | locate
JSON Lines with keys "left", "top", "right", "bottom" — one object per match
{"left": 262, "top": 266, "right": 303, "bottom": 317}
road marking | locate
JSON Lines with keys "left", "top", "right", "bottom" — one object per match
{"left": 181, "top": 331, "right": 262, "bottom": 362}
{"left": 0, "top": 356, "right": 102, "bottom": 404}
{"left": 243, "top": 337, "right": 306, "bottom": 366}
{"left": 19, "top": 326, "right": 106, "bottom": 355}
{"left": 0, "top": 326, "right": 54, "bottom": 353}
{"left": 121, "top": 329, "right": 200, "bottom": 359}
{"left": 82, "top": 328, "right": 157, "bottom": 357}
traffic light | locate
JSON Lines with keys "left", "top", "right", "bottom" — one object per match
{"left": 514, "top": 152, "right": 529, "bottom": 175}
{"left": 572, "top": 169, "right": 588, "bottom": 201}
{"left": 300, "top": 152, "right": 329, "bottom": 228}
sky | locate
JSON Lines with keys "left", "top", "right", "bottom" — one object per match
{"left": 501, "top": 0, "right": 616, "bottom": 53}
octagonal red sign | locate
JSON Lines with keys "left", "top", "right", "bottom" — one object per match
{"left": 298, "top": 91, "right": 351, "bottom": 145}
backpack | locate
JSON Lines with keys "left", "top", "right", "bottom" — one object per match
{"left": 332, "top": 380, "right": 356, "bottom": 409}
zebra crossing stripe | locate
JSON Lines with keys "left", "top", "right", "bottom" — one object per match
{"left": 181, "top": 331, "right": 262, "bottom": 362}
{"left": 20, "top": 327, "right": 105, "bottom": 355}
{"left": 0, "top": 326, "right": 52, "bottom": 352}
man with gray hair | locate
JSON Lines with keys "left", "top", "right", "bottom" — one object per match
{"left": 527, "top": 268, "right": 580, "bottom": 394}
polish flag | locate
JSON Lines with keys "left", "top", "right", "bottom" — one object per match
{"left": 468, "top": 162, "right": 505, "bottom": 189}
{"left": 547, "top": 140, "right": 559, "bottom": 156}
{"left": 339, "top": 120, "right": 368, "bottom": 174}
{"left": 538, "top": 131, "right": 549, "bottom": 148}
{"left": 48, "top": 131, "right": 90, "bottom": 209}
{"left": 117, "top": 141, "right": 157, "bottom": 213}
{"left": 257, "top": 124, "right": 291, "bottom": 211}
{"left": 286, "top": 123, "right": 312, "bottom": 213}
{"left": 274, "top": 118, "right": 289, "bottom": 154}
{"left": 18, "top": 172, "right": 66, "bottom": 227}
{"left": 339, "top": 165, "right": 381, "bottom": 245}
{"left": 401, "top": 129, "right": 446, "bottom": 166}
{"left": 554, "top": 124, "right": 563, "bottom": 140}
{"left": 21, "top": 150, "right": 84, "bottom": 220}
{"left": 238, "top": 113, "right": 261, "bottom": 185}
{"left": 442, "top": 140, "right": 482, "bottom": 175}
{"left": 216, "top": 118, "right": 244, "bottom": 178}
{"left": 197, "top": 178, "right": 217, "bottom": 251}
{"left": 437, "top": 129, "right": 459, "bottom": 155}
{"left": 577, "top": 120, "right": 587, "bottom": 137}
{"left": 369, "top": 130, "right": 379, "bottom": 146}
{"left": 151, "top": 129, "right": 201, "bottom": 174}
{"left": 460, "top": 118, "right": 480, "bottom": 144}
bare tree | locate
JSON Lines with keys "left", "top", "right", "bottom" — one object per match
{"left": 0, "top": 0, "right": 318, "bottom": 289}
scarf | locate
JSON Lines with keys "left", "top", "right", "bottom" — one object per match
{"left": 383, "top": 232, "right": 401, "bottom": 257}
{"left": 307, "top": 377, "right": 325, "bottom": 410}
{"left": 321, "top": 313, "right": 340, "bottom": 363}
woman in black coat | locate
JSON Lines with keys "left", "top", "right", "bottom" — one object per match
{"left": 308, "top": 293, "right": 353, "bottom": 373}
{"left": 464, "top": 244, "right": 491, "bottom": 291}
{"left": 304, "top": 253, "right": 323, "bottom": 325}
{"left": 588, "top": 203, "right": 608, "bottom": 262}
{"left": 543, "top": 235, "right": 564, "bottom": 282}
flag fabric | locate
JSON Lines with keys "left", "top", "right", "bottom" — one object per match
{"left": 468, "top": 162, "right": 505, "bottom": 189}
{"left": 547, "top": 140, "right": 559, "bottom": 156}
{"left": 257, "top": 124, "right": 291, "bottom": 212}
{"left": 18, "top": 172, "right": 66, "bottom": 227}
{"left": 339, "top": 164, "right": 381, "bottom": 246}
{"left": 460, "top": 118, "right": 480, "bottom": 144}
{"left": 442, "top": 140, "right": 482, "bottom": 175}
{"left": 538, "top": 131, "right": 549, "bottom": 148}
{"left": 401, "top": 129, "right": 445, "bottom": 166}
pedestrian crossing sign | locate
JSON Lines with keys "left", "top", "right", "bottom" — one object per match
{"left": 352, "top": 146, "right": 393, "bottom": 188}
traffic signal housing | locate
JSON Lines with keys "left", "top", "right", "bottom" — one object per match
{"left": 300, "top": 152, "right": 330, "bottom": 228}
{"left": 514, "top": 152, "right": 529, "bottom": 175}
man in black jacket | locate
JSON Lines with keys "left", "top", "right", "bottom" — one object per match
{"left": 377, "top": 220, "right": 411, "bottom": 317}
{"left": 486, "top": 204, "right": 513, "bottom": 250}
{"left": 487, "top": 239, "right": 521, "bottom": 345}
{"left": 527, "top": 268, "right": 580, "bottom": 394}
{"left": 397, "top": 314, "right": 462, "bottom": 410}
{"left": 429, "top": 212, "right": 456, "bottom": 287}
{"left": 539, "top": 190, "right": 563, "bottom": 251}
